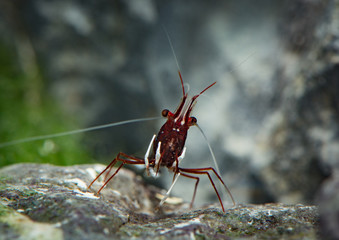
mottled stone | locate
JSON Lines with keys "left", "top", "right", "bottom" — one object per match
{"left": 318, "top": 170, "right": 339, "bottom": 240}
{"left": 0, "top": 164, "right": 319, "bottom": 239}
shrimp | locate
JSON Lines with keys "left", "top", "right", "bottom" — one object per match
{"left": 88, "top": 70, "right": 235, "bottom": 212}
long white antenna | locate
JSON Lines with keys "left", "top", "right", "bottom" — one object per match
{"left": 163, "top": 26, "right": 181, "bottom": 72}
{"left": 228, "top": 51, "right": 256, "bottom": 75}
{"left": 196, "top": 123, "right": 235, "bottom": 205}
{"left": 195, "top": 123, "right": 221, "bottom": 175}
{"left": 0, "top": 117, "right": 160, "bottom": 148}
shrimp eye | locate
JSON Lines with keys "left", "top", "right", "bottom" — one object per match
{"left": 162, "top": 109, "right": 169, "bottom": 117}
{"left": 189, "top": 117, "right": 197, "bottom": 125}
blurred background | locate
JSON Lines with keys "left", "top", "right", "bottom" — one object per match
{"left": 0, "top": 0, "right": 338, "bottom": 208}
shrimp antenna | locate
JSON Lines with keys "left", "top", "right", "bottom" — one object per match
{"left": 196, "top": 123, "right": 235, "bottom": 205}
{"left": 0, "top": 117, "right": 160, "bottom": 148}
{"left": 195, "top": 123, "right": 220, "bottom": 175}
{"left": 163, "top": 26, "right": 181, "bottom": 73}
{"left": 163, "top": 26, "right": 186, "bottom": 96}
{"left": 228, "top": 51, "right": 256, "bottom": 75}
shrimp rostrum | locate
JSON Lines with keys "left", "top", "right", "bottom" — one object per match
{"left": 88, "top": 71, "right": 235, "bottom": 212}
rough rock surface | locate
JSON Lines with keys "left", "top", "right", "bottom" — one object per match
{"left": 0, "top": 163, "right": 319, "bottom": 240}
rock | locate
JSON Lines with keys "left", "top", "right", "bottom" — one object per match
{"left": 0, "top": 163, "right": 319, "bottom": 239}
{"left": 318, "top": 170, "right": 339, "bottom": 240}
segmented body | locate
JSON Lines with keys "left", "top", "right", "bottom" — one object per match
{"left": 88, "top": 71, "right": 235, "bottom": 212}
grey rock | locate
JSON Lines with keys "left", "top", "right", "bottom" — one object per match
{"left": 318, "top": 170, "right": 339, "bottom": 240}
{"left": 0, "top": 163, "right": 319, "bottom": 239}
